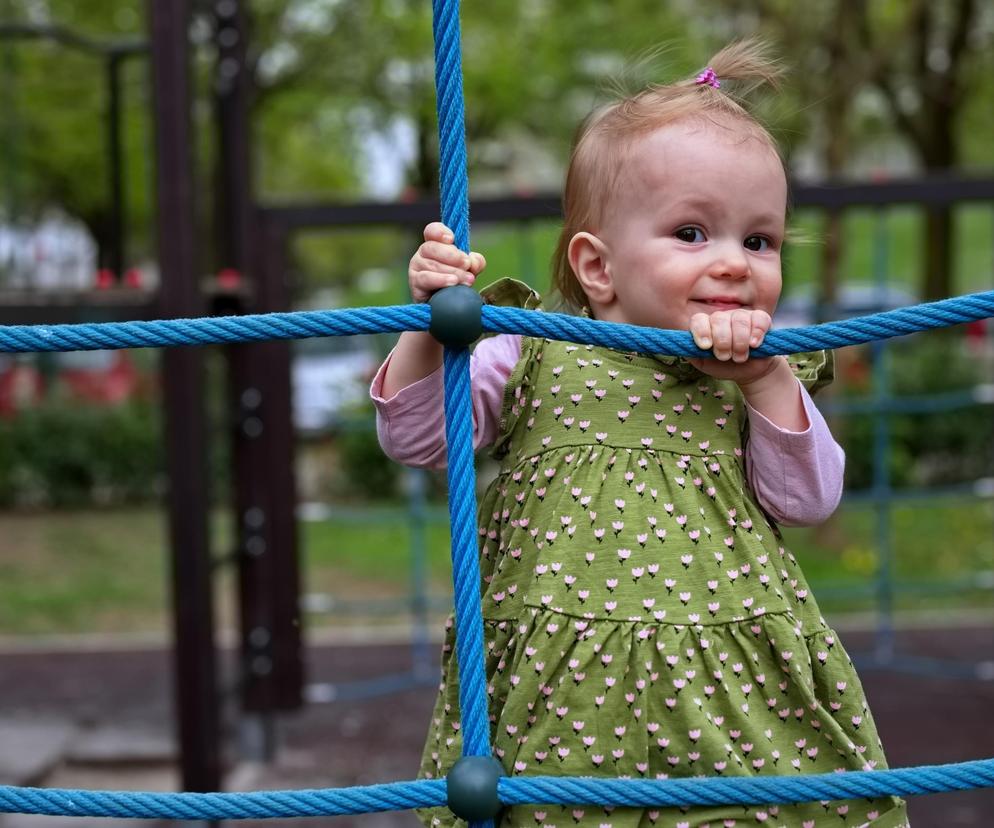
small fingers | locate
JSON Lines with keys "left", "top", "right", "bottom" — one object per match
{"left": 695, "top": 310, "right": 770, "bottom": 361}
{"left": 689, "top": 313, "right": 713, "bottom": 350}
{"left": 411, "top": 225, "right": 484, "bottom": 303}
{"left": 730, "top": 310, "right": 754, "bottom": 362}
{"left": 409, "top": 269, "right": 475, "bottom": 303}
{"left": 749, "top": 310, "right": 772, "bottom": 349}
{"left": 417, "top": 240, "right": 473, "bottom": 270}
{"left": 468, "top": 251, "right": 487, "bottom": 275}
{"left": 709, "top": 312, "right": 734, "bottom": 361}
{"left": 423, "top": 222, "right": 454, "bottom": 243}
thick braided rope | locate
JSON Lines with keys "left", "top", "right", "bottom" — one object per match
{"left": 482, "top": 291, "right": 994, "bottom": 356}
{"left": 0, "top": 291, "right": 990, "bottom": 355}
{"left": 3, "top": 758, "right": 994, "bottom": 819}
{"left": 432, "top": 0, "right": 470, "bottom": 252}
{"left": 431, "top": 4, "right": 499, "bottom": 827}
{"left": 501, "top": 758, "right": 994, "bottom": 807}
{"left": 0, "top": 779, "right": 446, "bottom": 819}
{"left": 442, "top": 347, "right": 490, "bottom": 759}
{"left": 0, "top": 305, "right": 430, "bottom": 353}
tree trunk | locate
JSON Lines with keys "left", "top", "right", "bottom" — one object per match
{"left": 923, "top": 209, "right": 954, "bottom": 301}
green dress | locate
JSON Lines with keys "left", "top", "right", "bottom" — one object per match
{"left": 419, "top": 288, "right": 909, "bottom": 828}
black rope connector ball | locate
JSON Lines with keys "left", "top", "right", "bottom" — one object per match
{"left": 429, "top": 285, "right": 484, "bottom": 347}
{"left": 446, "top": 755, "right": 504, "bottom": 822}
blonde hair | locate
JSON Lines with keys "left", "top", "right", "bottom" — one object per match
{"left": 551, "top": 39, "right": 786, "bottom": 312}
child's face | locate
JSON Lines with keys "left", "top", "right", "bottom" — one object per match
{"left": 578, "top": 120, "right": 787, "bottom": 332}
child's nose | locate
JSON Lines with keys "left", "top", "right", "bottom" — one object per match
{"left": 709, "top": 242, "right": 749, "bottom": 279}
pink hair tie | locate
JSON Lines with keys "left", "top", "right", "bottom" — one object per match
{"left": 695, "top": 67, "right": 720, "bottom": 89}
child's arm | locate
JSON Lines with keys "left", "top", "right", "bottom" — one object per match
{"left": 380, "top": 222, "right": 486, "bottom": 400}
{"left": 371, "top": 333, "right": 522, "bottom": 468}
{"left": 744, "top": 386, "right": 845, "bottom": 526}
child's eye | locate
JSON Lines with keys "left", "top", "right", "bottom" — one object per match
{"left": 744, "top": 235, "right": 771, "bottom": 252}
{"left": 675, "top": 227, "right": 705, "bottom": 243}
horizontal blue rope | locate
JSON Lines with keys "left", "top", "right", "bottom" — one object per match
{"left": 0, "top": 304, "right": 430, "bottom": 353}
{"left": 3, "top": 757, "right": 994, "bottom": 819}
{"left": 0, "top": 779, "right": 446, "bottom": 820}
{"left": 482, "top": 289, "right": 994, "bottom": 356}
{"left": 501, "top": 756, "right": 994, "bottom": 807}
{"left": 0, "top": 289, "right": 989, "bottom": 355}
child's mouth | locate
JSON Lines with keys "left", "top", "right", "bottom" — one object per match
{"left": 694, "top": 298, "right": 747, "bottom": 311}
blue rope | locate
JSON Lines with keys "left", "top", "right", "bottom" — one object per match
{"left": 432, "top": 0, "right": 470, "bottom": 253}
{"left": 431, "top": 1, "right": 496, "bottom": 825}
{"left": 482, "top": 289, "right": 994, "bottom": 356}
{"left": 442, "top": 346, "right": 490, "bottom": 762}
{"left": 0, "top": 290, "right": 990, "bottom": 355}
{"left": 0, "top": 305, "right": 430, "bottom": 353}
{"left": 0, "top": 779, "right": 446, "bottom": 819}
{"left": 501, "top": 757, "right": 994, "bottom": 807}
{"left": 3, "top": 758, "right": 994, "bottom": 819}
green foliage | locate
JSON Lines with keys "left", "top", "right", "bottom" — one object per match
{"left": 836, "top": 336, "right": 994, "bottom": 491}
{"left": 0, "top": 400, "right": 163, "bottom": 507}
{"left": 0, "top": 1, "right": 150, "bottom": 255}
{"left": 333, "top": 410, "right": 400, "bottom": 501}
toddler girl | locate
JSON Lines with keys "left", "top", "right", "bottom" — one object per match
{"left": 372, "top": 40, "right": 908, "bottom": 828}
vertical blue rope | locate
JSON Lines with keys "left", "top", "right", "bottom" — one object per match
{"left": 432, "top": 5, "right": 495, "bottom": 827}
{"left": 443, "top": 349, "right": 494, "bottom": 828}
{"left": 442, "top": 348, "right": 489, "bottom": 763}
{"left": 432, "top": 0, "right": 470, "bottom": 252}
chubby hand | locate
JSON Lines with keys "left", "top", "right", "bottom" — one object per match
{"left": 688, "top": 309, "right": 780, "bottom": 384}
{"left": 408, "top": 222, "right": 486, "bottom": 304}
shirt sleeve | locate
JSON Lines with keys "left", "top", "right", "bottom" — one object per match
{"left": 369, "top": 334, "right": 522, "bottom": 469}
{"left": 745, "top": 381, "right": 845, "bottom": 527}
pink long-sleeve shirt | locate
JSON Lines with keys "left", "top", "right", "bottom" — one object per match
{"left": 371, "top": 335, "right": 844, "bottom": 527}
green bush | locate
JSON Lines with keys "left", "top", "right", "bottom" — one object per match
{"left": 836, "top": 335, "right": 994, "bottom": 490}
{"left": 335, "top": 408, "right": 401, "bottom": 500}
{"left": 0, "top": 400, "right": 164, "bottom": 507}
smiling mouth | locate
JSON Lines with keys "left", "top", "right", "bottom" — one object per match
{"left": 693, "top": 298, "right": 749, "bottom": 311}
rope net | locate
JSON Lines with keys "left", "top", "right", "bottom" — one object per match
{"left": 0, "top": 294, "right": 993, "bottom": 821}
{"left": 3, "top": 0, "right": 992, "bottom": 821}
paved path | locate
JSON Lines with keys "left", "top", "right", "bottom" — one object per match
{"left": 0, "top": 621, "right": 991, "bottom": 827}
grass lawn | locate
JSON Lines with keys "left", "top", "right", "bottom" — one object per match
{"left": 0, "top": 497, "right": 991, "bottom": 638}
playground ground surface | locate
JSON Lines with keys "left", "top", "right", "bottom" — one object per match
{"left": 0, "top": 616, "right": 992, "bottom": 828}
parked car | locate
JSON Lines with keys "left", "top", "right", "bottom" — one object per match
{"left": 773, "top": 284, "right": 919, "bottom": 328}
{"left": 291, "top": 335, "right": 380, "bottom": 435}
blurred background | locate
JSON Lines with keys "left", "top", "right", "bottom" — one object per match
{"left": 0, "top": 1, "right": 993, "bottom": 825}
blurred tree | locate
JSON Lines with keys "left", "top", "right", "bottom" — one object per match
{"left": 0, "top": 0, "right": 149, "bottom": 270}
{"left": 247, "top": 0, "right": 700, "bottom": 198}
{"left": 857, "top": 0, "right": 990, "bottom": 300}
{"left": 244, "top": 0, "right": 702, "bottom": 291}
{"left": 4, "top": 1, "right": 991, "bottom": 299}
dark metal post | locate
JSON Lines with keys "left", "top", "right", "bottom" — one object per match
{"left": 212, "top": 0, "right": 251, "bottom": 271}
{"left": 106, "top": 50, "right": 125, "bottom": 280}
{"left": 0, "top": 0, "right": 20, "bottom": 220}
{"left": 212, "top": 0, "right": 303, "bottom": 738}
{"left": 236, "top": 214, "right": 304, "bottom": 716}
{"left": 147, "top": 0, "right": 221, "bottom": 792}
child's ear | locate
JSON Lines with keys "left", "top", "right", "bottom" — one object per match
{"left": 567, "top": 232, "right": 615, "bottom": 305}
